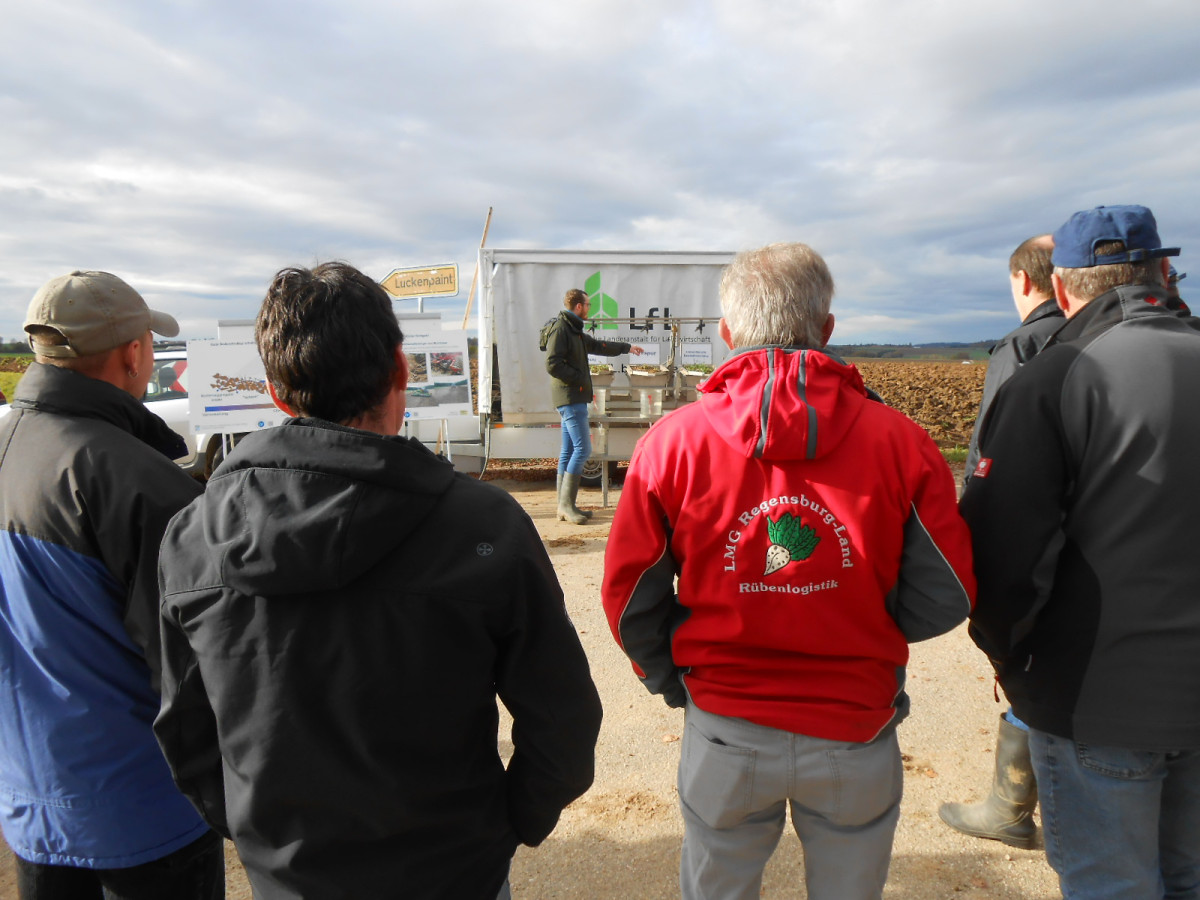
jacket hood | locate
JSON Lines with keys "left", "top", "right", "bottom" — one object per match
{"left": 698, "top": 347, "right": 870, "bottom": 461}
{"left": 538, "top": 310, "right": 584, "bottom": 350}
{"left": 557, "top": 309, "right": 585, "bottom": 335}
{"left": 197, "top": 418, "right": 456, "bottom": 596}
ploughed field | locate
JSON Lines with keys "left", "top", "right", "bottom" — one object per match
{"left": 854, "top": 360, "right": 986, "bottom": 448}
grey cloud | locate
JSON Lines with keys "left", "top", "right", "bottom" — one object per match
{"left": 2, "top": 1, "right": 1198, "bottom": 345}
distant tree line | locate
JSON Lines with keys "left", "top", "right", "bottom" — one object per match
{"left": 0, "top": 339, "right": 32, "bottom": 354}
{"left": 828, "top": 341, "right": 994, "bottom": 360}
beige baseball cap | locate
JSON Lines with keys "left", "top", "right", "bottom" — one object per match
{"left": 24, "top": 270, "right": 180, "bottom": 358}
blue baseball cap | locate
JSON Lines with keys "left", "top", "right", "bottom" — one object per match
{"left": 1051, "top": 205, "right": 1180, "bottom": 268}
{"left": 1169, "top": 265, "right": 1186, "bottom": 283}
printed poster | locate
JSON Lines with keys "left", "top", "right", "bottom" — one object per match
{"left": 398, "top": 316, "right": 474, "bottom": 422}
{"left": 187, "top": 339, "right": 287, "bottom": 434}
{"left": 681, "top": 341, "right": 713, "bottom": 368}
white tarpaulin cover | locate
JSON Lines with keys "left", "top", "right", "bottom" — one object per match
{"left": 481, "top": 250, "right": 734, "bottom": 421}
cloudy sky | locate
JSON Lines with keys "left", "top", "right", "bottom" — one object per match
{"left": 3, "top": 0, "right": 1198, "bottom": 344}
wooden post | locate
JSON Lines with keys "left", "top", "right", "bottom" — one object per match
{"left": 461, "top": 207, "right": 493, "bottom": 329}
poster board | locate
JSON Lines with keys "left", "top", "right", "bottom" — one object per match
{"left": 397, "top": 315, "right": 474, "bottom": 422}
{"left": 186, "top": 339, "right": 287, "bottom": 434}
{"left": 681, "top": 341, "right": 714, "bottom": 367}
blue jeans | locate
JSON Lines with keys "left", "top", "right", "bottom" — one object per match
{"left": 1029, "top": 729, "right": 1200, "bottom": 899}
{"left": 14, "top": 831, "right": 223, "bottom": 900}
{"left": 556, "top": 403, "right": 591, "bottom": 476}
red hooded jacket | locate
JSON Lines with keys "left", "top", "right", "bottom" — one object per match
{"left": 602, "top": 347, "right": 975, "bottom": 742}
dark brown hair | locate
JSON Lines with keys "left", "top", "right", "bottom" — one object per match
{"left": 1009, "top": 236, "right": 1054, "bottom": 296}
{"left": 256, "top": 262, "right": 402, "bottom": 423}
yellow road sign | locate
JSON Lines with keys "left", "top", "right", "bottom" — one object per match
{"left": 381, "top": 264, "right": 459, "bottom": 298}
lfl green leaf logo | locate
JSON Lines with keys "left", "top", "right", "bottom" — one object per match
{"left": 764, "top": 512, "right": 820, "bottom": 575}
{"left": 584, "top": 271, "right": 619, "bottom": 330}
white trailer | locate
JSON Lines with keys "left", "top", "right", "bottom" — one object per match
{"left": 174, "top": 249, "right": 737, "bottom": 490}
{"left": 436, "top": 249, "right": 736, "bottom": 493}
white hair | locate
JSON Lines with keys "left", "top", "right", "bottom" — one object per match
{"left": 720, "top": 242, "right": 834, "bottom": 348}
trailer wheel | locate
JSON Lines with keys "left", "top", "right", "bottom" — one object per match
{"left": 580, "top": 458, "right": 617, "bottom": 487}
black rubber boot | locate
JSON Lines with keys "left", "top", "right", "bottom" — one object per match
{"left": 938, "top": 715, "right": 1039, "bottom": 849}
{"left": 557, "top": 473, "right": 589, "bottom": 525}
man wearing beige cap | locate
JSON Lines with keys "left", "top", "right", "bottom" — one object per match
{"left": 0, "top": 272, "right": 222, "bottom": 898}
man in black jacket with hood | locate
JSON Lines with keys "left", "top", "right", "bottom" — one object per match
{"left": 155, "top": 262, "right": 602, "bottom": 900}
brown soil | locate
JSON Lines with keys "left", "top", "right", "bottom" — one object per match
{"left": 0, "top": 357, "right": 31, "bottom": 374}
{"left": 855, "top": 360, "right": 986, "bottom": 448}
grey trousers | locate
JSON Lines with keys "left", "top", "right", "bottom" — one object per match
{"left": 678, "top": 701, "right": 902, "bottom": 900}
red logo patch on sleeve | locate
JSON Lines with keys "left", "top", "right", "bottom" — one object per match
{"left": 972, "top": 458, "right": 993, "bottom": 479}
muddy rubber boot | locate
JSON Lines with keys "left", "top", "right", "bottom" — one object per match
{"left": 557, "top": 471, "right": 591, "bottom": 519}
{"left": 939, "top": 715, "right": 1039, "bottom": 849}
{"left": 558, "top": 473, "right": 589, "bottom": 525}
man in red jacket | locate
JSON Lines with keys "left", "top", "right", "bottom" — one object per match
{"left": 602, "top": 242, "right": 975, "bottom": 900}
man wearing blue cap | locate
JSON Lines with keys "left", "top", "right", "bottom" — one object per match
{"left": 960, "top": 206, "right": 1200, "bottom": 899}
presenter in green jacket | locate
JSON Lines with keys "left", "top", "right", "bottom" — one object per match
{"left": 541, "top": 288, "right": 642, "bottom": 524}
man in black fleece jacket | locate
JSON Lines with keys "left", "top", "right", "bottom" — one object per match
{"left": 155, "top": 262, "right": 602, "bottom": 900}
{"left": 962, "top": 206, "right": 1200, "bottom": 899}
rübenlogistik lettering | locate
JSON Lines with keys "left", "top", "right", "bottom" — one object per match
{"left": 738, "top": 579, "right": 838, "bottom": 595}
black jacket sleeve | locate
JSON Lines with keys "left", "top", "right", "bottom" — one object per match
{"left": 580, "top": 332, "right": 632, "bottom": 358}
{"left": 155, "top": 581, "right": 230, "bottom": 837}
{"left": 959, "top": 353, "right": 1073, "bottom": 670}
{"left": 496, "top": 515, "right": 602, "bottom": 846}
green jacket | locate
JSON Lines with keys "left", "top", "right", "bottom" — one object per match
{"left": 541, "top": 310, "right": 632, "bottom": 407}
